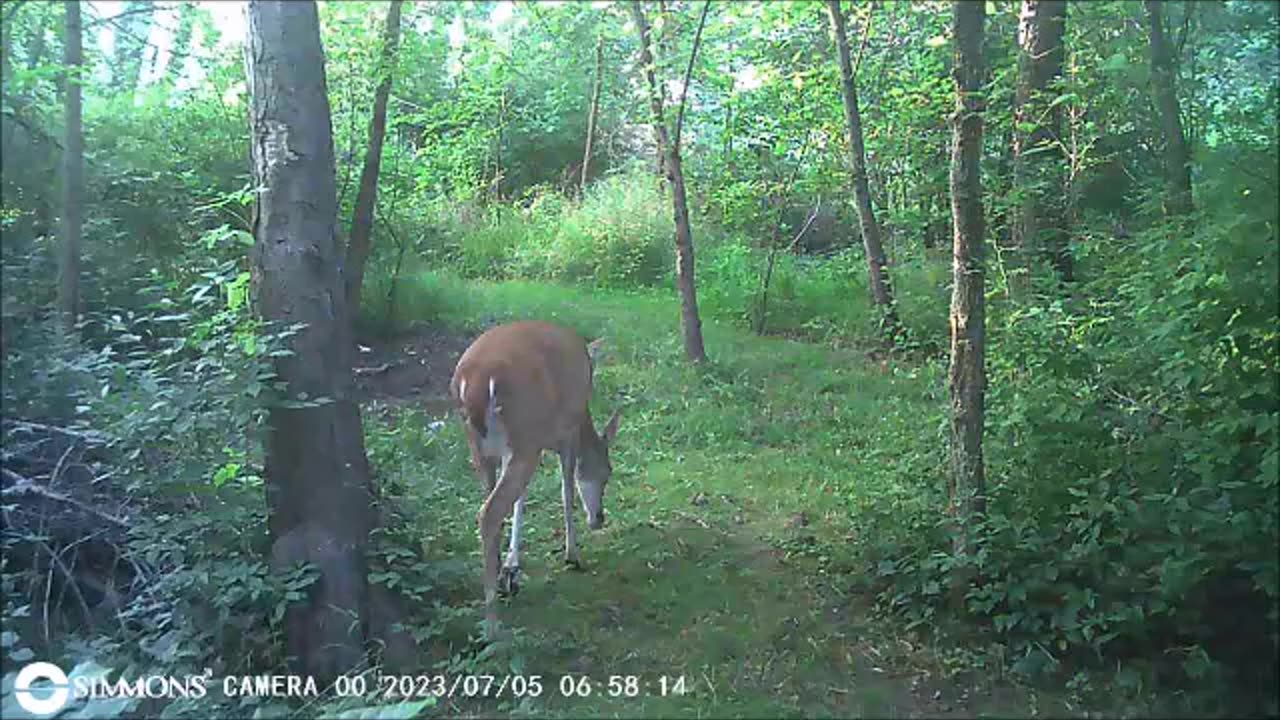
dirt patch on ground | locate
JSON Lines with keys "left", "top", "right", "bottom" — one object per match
{"left": 353, "top": 323, "right": 474, "bottom": 414}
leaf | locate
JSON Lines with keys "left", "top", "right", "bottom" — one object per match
{"left": 1100, "top": 52, "right": 1129, "bottom": 73}
{"left": 212, "top": 463, "right": 241, "bottom": 488}
{"left": 64, "top": 696, "right": 136, "bottom": 719}
{"left": 336, "top": 699, "right": 436, "bottom": 719}
{"left": 1047, "top": 92, "right": 1078, "bottom": 109}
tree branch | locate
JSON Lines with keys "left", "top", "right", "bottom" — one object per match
{"left": 83, "top": 5, "right": 157, "bottom": 30}
{"left": 850, "top": 2, "right": 875, "bottom": 78}
{"left": 673, "top": 0, "right": 712, "bottom": 152}
{"left": 2, "top": 468, "right": 130, "bottom": 528}
{"left": 86, "top": 7, "right": 222, "bottom": 67}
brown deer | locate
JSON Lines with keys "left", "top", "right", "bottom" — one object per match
{"left": 450, "top": 321, "right": 621, "bottom": 636}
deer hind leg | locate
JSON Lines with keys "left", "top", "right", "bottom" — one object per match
{"left": 468, "top": 435, "right": 498, "bottom": 497}
{"left": 500, "top": 493, "right": 526, "bottom": 596}
{"left": 478, "top": 451, "right": 538, "bottom": 638}
{"left": 557, "top": 444, "right": 581, "bottom": 568}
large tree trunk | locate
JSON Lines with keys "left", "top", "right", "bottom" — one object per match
{"left": 630, "top": 2, "right": 707, "bottom": 363}
{"left": 826, "top": 0, "right": 901, "bottom": 345}
{"left": 343, "top": 0, "right": 403, "bottom": 325}
{"left": 1010, "top": 0, "right": 1069, "bottom": 294}
{"left": 244, "top": 0, "right": 374, "bottom": 684}
{"left": 948, "top": 0, "right": 987, "bottom": 588}
{"left": 58, "top": 0, "right": 83, "bottom": 338}
{"left": 1142, "top": 0, "right": 1193, "bottom": 217}
{"left": 580, "top": 34, "right": 604, "bottom": 198}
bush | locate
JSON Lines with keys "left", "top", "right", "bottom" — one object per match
{"left": 873, "top": 204, "right": 1279, "bottom": 706}
{"left": 512, "top": 170, "right": 674, "bottom": 287}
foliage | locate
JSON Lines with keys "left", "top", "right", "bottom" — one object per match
{"left": 427, "top": 169, "right": 674, "bottom": 288}
{"left": 873, "top": 192, "right": 1278, "bottom": 710}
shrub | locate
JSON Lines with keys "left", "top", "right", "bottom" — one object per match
{"left": 874, "top": 205, "right": 1279, "bottom": 706}
{"left": 514, "top": 170, "right": 674, "bottom": 287}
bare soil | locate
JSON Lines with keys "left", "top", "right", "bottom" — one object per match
{"left": 352, "top": 323, "right": 474, "bottom": 415}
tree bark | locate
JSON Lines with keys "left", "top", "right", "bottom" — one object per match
{"left": 1010, "top": 0, "right": 1069, "bottom": 293}
{"left": 244, "top": 0, "right": 374, "bottom": 684}
{"left": 58, "top": 0, "right": 83, "bottom": 338}
{"left": 826, "top": 0, "right": 901, "bottom": 345}
{"left": 343, "top": 0, "right": 403, "bottom": 325}
{"left": 1142, "top": 0, "right": 1193, "bottom": 217}
{"left": 948, "top": 0, "right": 987, "bottom": 585}
{"left": 630, "top": 1, "right": 707, "bottom": 363}
{"left": 580, "top": 34, "right": 604, "bottom": 198}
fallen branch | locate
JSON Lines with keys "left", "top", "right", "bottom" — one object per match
{"left": 2, "top": 419, "right": 112, "bottom": 446}
{"left": 354, "top": 363, "right": 393, "bottom": 377}
{"left": 2, "top": 468, "right": 130, "bottom": 527}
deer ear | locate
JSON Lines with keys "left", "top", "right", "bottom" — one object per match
{"left": 601, "top": 409, "right": 621, "bottom": 445}
{"left": 587, "top": 337, "right": 607, "bottom": 365}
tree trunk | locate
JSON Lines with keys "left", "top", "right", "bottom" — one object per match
{"left": 111, "top": 1, "right": 154, "bottom": 93}
{"left": 164, "top": 4, "right": 197, "bottom": 85}
{"left": 245, "top": 0, "right": 374, "bottom": 684}
{"left": 630, "top": 2, "right": 707, "bottom": 363}
{"left": 948, "top": 0, "right": 987, "bottom": 590}
{"left": 1009, "top": 0, "right": 1069, "bottom": 294}
{"left": 344, "top": 0, "right": 403, "bottom": 325}
{"left": 580, "top": 34, "right": 604, "bottom": 198}
{"left": 58, "top": 0, "right": 83, "bottom": 338}
{"left": 1143, "top": 0, "right": 1193, "bottom": 217}
{"left": 826, "top": 0, "right": 901, "bottom": 345}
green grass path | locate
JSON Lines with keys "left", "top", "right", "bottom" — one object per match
{"left": 368, "top": 274, "right": 1074, "bottom": 719}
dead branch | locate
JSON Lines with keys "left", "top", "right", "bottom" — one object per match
{"left": 2, "top": 468, "right": 130, "bottom": 527}
{"left": 3, "top": 419, "right": 112, "bottom": 446}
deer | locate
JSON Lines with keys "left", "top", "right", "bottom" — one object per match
{"left": 449, "top": 321, "right": 621, "bottom": 637}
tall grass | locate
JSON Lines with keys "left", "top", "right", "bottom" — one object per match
{"left": 374, "top": 170, "right": 952, "bottom": 347}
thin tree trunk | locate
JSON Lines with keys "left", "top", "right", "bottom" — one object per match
{"left": 1, "top": 6, "right": 14, "bottom": 87}
{"left": 164, "top": 4, "right": 197, "bottom": 85}
{"left": 492, "top": 85, "right": 507, "bottom": 203}
{"left": 245, "top": 0, "right": 374, "bottom": 684}
{"left": 826, "top": 0, "right": 901, "bottom": 345}
{"left": 344, "top": 0, "right": 403, "bottom": 325}
{"left": 580, "top": 34, "right": 604, "bottom": 198}
{"left": 948, "top": 0, "right": 987, "bottom": 592}
{"left": 630, "top": 1, "right": 707, "bottom": 363}
{"left": 58, "top": 0, "right": 83, "bottom": 338}
{"left": 111, "top": 0, "right": 154, "bottom": 94}
{"left": 1143, "top": 0, "right": 1193, "bottom": 217}
{"left": 1010, "top": 0, "right": 1069, "bottom": 295}
{"left": 724, "top": 100, "right": 734, "bottom": 163}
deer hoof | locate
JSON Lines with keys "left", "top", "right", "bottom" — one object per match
{"left": 499, "top": 565, "right": 521, "bottom": 596}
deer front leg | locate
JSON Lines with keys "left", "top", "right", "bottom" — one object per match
{"left": 478, "top": 452, "right": 537, "bottom": 639}
{"left": 500, "top": 493, "right": 526, "bottom": 596}
{"left": 558, "top": 446, "right": 581, "bottom": 568}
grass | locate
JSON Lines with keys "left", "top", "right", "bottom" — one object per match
{"left": 356, "top": 269, "right": 1094, "bottom": 719}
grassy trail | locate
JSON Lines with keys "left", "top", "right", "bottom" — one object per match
{"left": 365, "top": 274, "right": 1073, "bottom": 719}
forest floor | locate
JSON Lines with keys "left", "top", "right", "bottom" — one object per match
{"left": 347, "top": 274, "right": 1131, "bottom": 719}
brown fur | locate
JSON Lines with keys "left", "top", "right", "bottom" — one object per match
{"left": 449, "top": 321, "right": 621, "bottom": 639}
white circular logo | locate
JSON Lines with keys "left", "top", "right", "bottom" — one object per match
{"left": 13, "top": 662, "right": 72, "bottom": 716}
